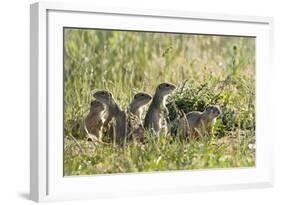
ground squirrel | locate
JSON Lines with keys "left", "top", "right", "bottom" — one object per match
{"left": 127, "top": 92, "right": 152, "bottom": 141}
{"left": 83, "top": 100, "right": 105, "bottom": 141}
{"left": 93, "top": 90, "right": 126, "bottom": 141}
{"left": 178, "top": 105, "right": 222, "bottom": 138}
{"left": 144, "top": 82, "right": 176, "bottom": 135}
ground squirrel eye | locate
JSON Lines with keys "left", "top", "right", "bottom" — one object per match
{"left": 165, "top": 84, "right": 169, "bottom": 87}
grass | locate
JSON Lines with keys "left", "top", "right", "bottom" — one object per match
{"left": 63, "top": 28, "right": 256, "bottom": 176}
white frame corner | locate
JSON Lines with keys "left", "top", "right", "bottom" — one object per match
{"left": 30, "top": 2, "right": 274, "bottom": 202}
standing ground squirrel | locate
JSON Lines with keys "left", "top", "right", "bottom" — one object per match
{"left": 178, "top": 105, "right": 222, "bottom": 138}
{"left": 93, "top": 90, "right": 126, "bottom": 141}
{"left": 144, "top": 82, "right": 176, "bottom": 135}
{"left": 127, "top": 92, "right": 152, "bottom": 141}
{"left": 83, "top": 100, "right": 105, "bottom": 141}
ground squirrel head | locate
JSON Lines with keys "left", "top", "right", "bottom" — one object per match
{"left": 156, "top": 82, "right": 176, "bottom": 96}
{"left": 90, "top": 100, "right": 105, "bottom": 113}
{"left": 93, "top": 90, "right": 114, "bottom": 105}
{"left": 203, "top": 105, "right": 222, "bottom": 119}
{"left": 131, "top": 92, "right": 152, "bottom": 109}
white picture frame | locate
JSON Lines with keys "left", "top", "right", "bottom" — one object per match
{"left": 30, "top": 1, "right": 274, "bottom": 202}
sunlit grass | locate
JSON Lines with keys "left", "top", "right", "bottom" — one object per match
{"left": 63, "top": 28, "right": 255, "bottom": 175}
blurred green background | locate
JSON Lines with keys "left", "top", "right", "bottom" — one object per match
{"left": 63, "top": 28, "right": 255, "bottom": 175}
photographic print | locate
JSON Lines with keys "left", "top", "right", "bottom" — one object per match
{"left": 63, "top": 28, "right": 255, "bottom": 176}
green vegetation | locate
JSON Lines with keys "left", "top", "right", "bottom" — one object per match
{"left": 63, "top": 28, "right": 255, "bottom": 176}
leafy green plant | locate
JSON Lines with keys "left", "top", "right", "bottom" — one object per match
{"left": 63, "top": 28, "right": 255, "bottom": 175}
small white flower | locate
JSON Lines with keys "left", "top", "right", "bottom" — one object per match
{"left": 248, "top": 144, "right": 256, "bottom": 150}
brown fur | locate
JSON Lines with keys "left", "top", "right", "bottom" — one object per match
{"left": 127, "top": 92, "right": 152, "bottom": 142}
{"left": 177, "top": 105, "right": 222, "bottom": 139}
{"left": 83, "top": 100, "right": 105, "bottom": 141}
{"left": 144, "top": 82, "right": 176, "bottom": 135}
{"left": 93, "top": 90, "right": 126, "bottom": 141}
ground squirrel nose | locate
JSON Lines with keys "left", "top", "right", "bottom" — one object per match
{"left": 93, "top": 90, "right": 105, "bottom": 98}
{"left": 158, "top": 82, "right": 177, "bottom": 91}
